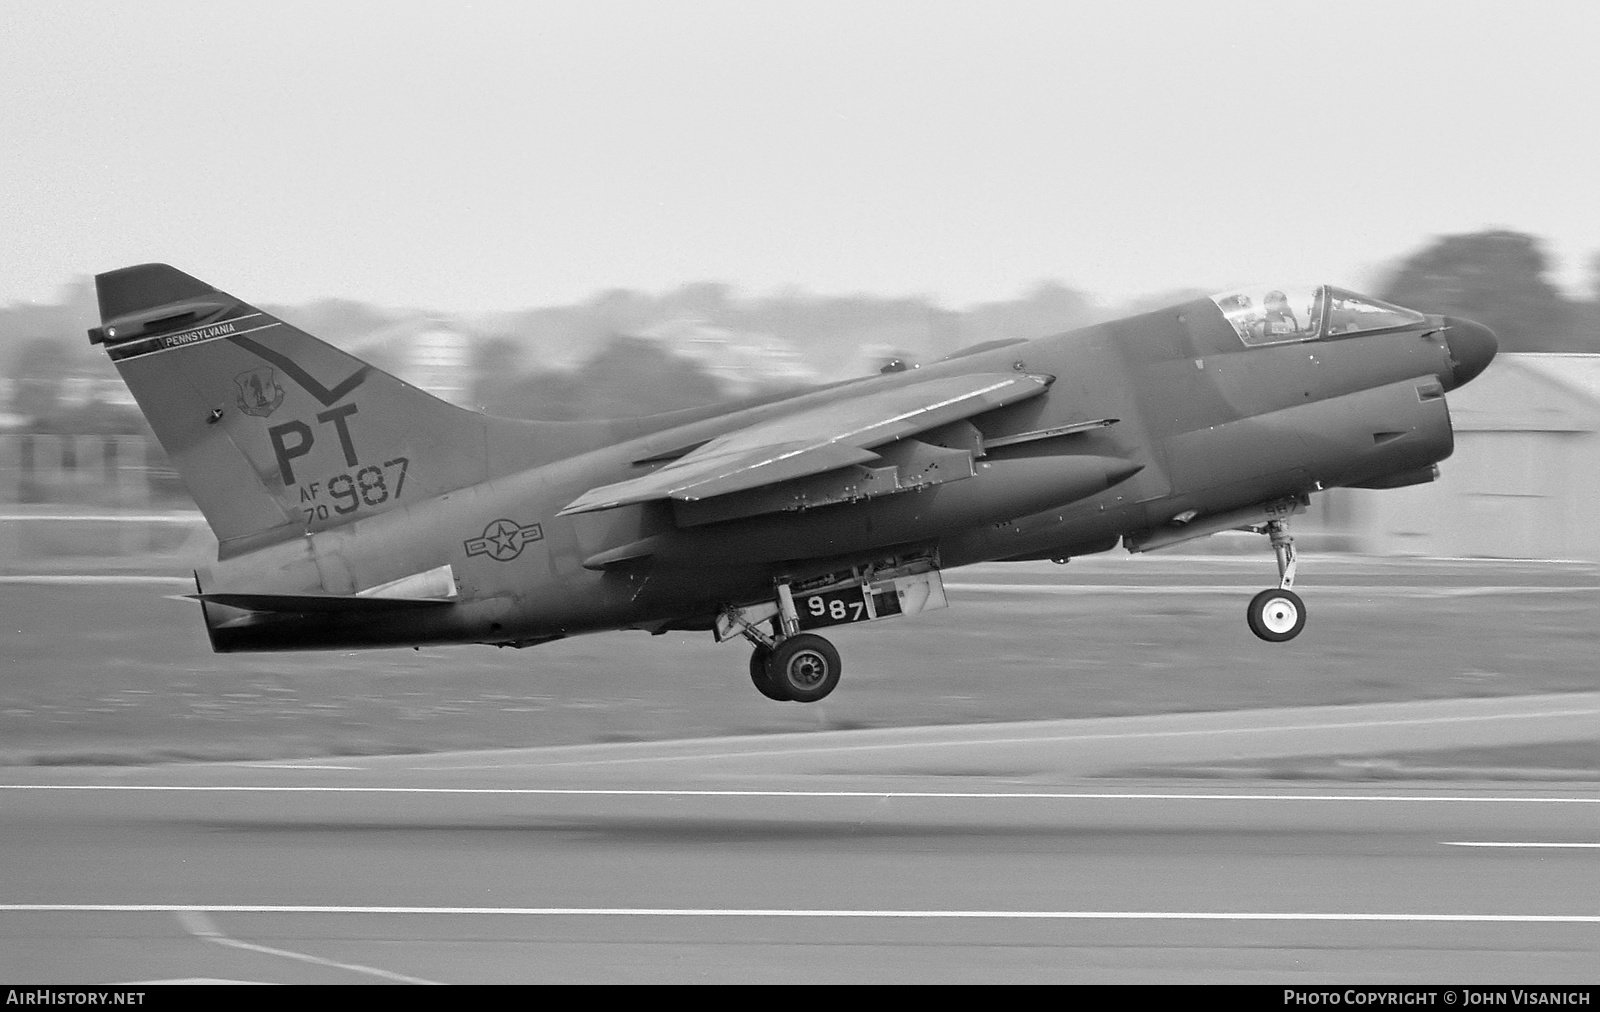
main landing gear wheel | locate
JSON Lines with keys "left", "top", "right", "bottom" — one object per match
{"left": 765, "top": 633, "right": 842, "bottom": 703}
{"left": 748, "top": 645, "right": 790, "bottom": 701}
{"left": 1247, "top": 587, "right": 1306, "bottom": 642}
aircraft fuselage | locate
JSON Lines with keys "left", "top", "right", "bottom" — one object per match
{"left": 195, "top": 295, "right": 1472, "bottom": 652}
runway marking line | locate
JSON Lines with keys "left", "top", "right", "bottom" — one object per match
{"left": 0, "top": 514, "right": 204, "bottom": 523}
{"left": 1443, "top": 841, "right": 1600, "bottom": 849}
{"left": 241, "top": 763, "right": 364, "bottom": 770}
{"left": 438, "top": 705, "right": 1600, "bottom": 768}
{"left": 2, "top": 785, "right": 1597, "bottom": 803}
{"left": 0, "top": 575, "right": 195, "bottom": 585}
{"left": 0, "top": 905, "right": 1596, "bottom": 924}
{"left": 7, "top": 575, "right": 1599, "bottom": 596}
{"left": 176, "top": 909, "right": 440, "bottom": 985}
{"left": 948, "top": 583, "right": 1600, "bottom": 597}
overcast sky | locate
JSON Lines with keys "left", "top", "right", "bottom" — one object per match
{"left": 4, "top": 0, "right": 1599, "bottom": 311}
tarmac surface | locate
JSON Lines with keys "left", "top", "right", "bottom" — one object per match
{"left": 4, "top": 547, "right": 1599, "bottom": 981}
{"left": 3, "top": 695, "right": 1598, "bottom": 984}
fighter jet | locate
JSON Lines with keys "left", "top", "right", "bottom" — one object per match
{"left": 88, "top": 267, "right": 1496, "bottom": 702}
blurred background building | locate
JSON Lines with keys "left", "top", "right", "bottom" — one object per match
{"left": 346, "top": 316, "right": 477, "bottom": 407}
{"left": 1336, "top": 354, "right": 1600, "bottom": 560}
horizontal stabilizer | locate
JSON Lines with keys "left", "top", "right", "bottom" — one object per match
{"left": 192, "top": 592, "right": 454, "bottom": 614}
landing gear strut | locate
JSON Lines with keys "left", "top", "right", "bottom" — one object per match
{"left": 1246, "top": 517, "right": 1306, "bottom": 642}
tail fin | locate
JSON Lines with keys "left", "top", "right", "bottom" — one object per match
{"left": 90, "top": 264, "right": 489, "bottom": 554}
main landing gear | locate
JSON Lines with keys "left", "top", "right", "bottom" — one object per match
{"left": 1246, "top": 516, "right": 1306, "bottom": 642}
{"left": 718, "top": 560, "right": 949, "bottom": 702}
{"left": 748, "top": 634, "right": 843, "bottom": 703}
{"left": 726, "top": 608, "right": 845, "bottom": 703}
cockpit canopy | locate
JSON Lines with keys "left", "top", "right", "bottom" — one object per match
{"left": 1210, "top": 285, "right": 1427, "bottom": 347}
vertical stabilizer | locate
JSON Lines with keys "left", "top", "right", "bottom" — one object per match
{"left": 90, "top": 264, "right": 489, "bottom": 554}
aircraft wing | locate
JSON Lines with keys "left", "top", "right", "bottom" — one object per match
{"left": 558, "top": 372, "right": 1052, "bottom": 515}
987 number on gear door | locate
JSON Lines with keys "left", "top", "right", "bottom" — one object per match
{"left": 793, "top": 587, "right": 872, "bottom": 630}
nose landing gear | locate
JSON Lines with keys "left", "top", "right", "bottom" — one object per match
{"left": 1247, "top": 517, "right": 1306, "bottom": 642}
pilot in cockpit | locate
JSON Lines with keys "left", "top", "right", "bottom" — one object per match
{"left": 1261, "top": 290, "right": 1301, "bottom": 339}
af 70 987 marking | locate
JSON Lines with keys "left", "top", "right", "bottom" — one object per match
{"left": 299, "top": 457, "right": 409, "bottom": 523}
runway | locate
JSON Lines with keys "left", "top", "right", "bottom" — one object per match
{"left": 3, "top": 696, "right": 1597, "bottom": 983}
{"left": 9, "top": 554, "right": 1600, "bottom": 767}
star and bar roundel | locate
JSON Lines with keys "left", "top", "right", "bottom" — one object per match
{"left": 464, "top": 518, "right": 545, "bottom": 562}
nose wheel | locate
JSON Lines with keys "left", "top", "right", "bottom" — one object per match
{"left": 1247, "top": 587, "right": 1305, "bottom": 641}
{"left": 1247, "top": 517, "right": 1307, "bottom": 642}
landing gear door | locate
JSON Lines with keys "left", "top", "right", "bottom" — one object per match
{"left": 872, "top": 571, "right": 946, "bottom": 619}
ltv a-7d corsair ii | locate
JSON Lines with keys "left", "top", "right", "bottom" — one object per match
{"left": 90, "top": 267, "right": 1497, "bottom": 702}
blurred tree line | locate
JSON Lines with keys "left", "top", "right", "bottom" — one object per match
{"left": 0, "top": 276, "right": 1103, "bottom": 430}
{"left": 1378, "top": 230, "right": 1600, "bottom": 353}
{"left": 474, "top": 335, "right": 731, "bottom": 420}
{"left": 5, "top": 228, "right": 1600, "bottom": 433}
{"left": 469, "top": 279, "right": 1099, "bottom": 420}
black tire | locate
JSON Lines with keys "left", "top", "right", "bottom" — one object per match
{"left": 1247, "top": 587, "right": 1306, "bottom": 642}
{"left": 749, "top": 645, "right": 790, "bottom": 701}
{"left": 765, "top": 634, "right": 842, "bottom": 703}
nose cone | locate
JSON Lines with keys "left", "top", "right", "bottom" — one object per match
{"left": 1442, "top": 316, "right": 1498, "bottom": 389}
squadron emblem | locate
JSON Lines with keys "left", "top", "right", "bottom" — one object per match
{"left": 234, "top": 367, "right": 286, "bottom": 418}
{"left": 465, "top": 518, "right": 544, "bottom": 562}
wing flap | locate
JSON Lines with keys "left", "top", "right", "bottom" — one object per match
{"left": 559, "top": 372, "right": 1051, "bottom": 515}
